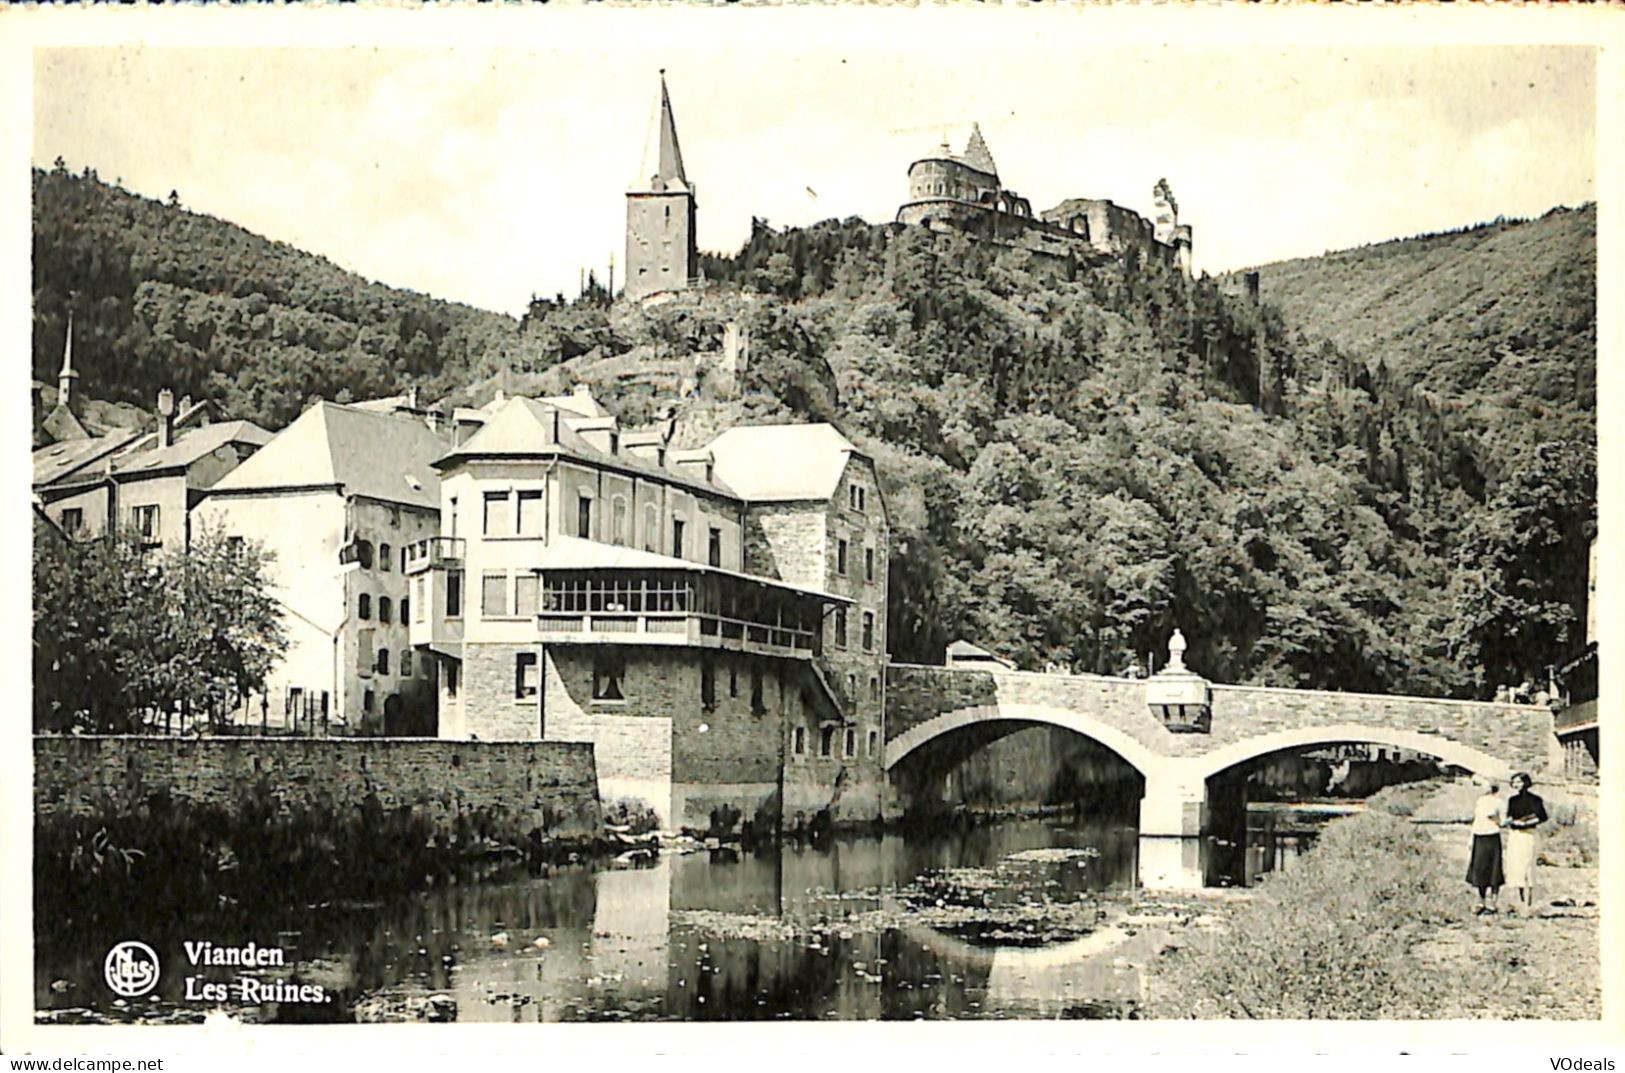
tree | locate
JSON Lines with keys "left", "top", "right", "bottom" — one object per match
{"left": 33, "top": 523, "right": 287, "bottom": 732}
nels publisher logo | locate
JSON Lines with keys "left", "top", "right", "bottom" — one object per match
{"left": 104, "top": 940, "right": 161, "bottom": 998}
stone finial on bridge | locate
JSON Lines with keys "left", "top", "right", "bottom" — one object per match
{"left": 1146, "top": 627, "right": 1212, "bottom": 734}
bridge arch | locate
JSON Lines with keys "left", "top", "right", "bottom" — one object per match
{"left": 1194, "top": 722, "right": 1513, "bottom": 783}
{"left": 883, "top": 703, "right": 1159, "bottom": 777}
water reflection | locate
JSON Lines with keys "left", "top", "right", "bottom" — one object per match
{"left": 37, "top": 812, "right": 1315, "bottom": 1022}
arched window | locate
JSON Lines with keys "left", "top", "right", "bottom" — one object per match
{"left": 379, "top": 543, "right": 392, "bottom": 572}
{"left": 643, "top": 504, "right": 659, "bottom": 552}
{"left": 358, "top": 593, "right": 371, "bottom": 620}
{"left": 611, "top": 496, "right": 628, "bottom": 546}
{"left": 379, "top": 597, "right": 393, "bottom": 625}
{"left": 376, "top": 648, "right": 391, "bottom": 675}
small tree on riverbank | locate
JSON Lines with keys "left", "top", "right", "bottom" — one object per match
{"left": 33, "top": 522, "right": 286, "bottom": 732}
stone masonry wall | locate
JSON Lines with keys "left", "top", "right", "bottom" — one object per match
{"left": 886, "top": 666, "right": 1556, "bottom": 776}
{"left": 35, "top": 735, "right": 601, "bottom": 842}
{"left": 464, "top": 641, "right": 543, "bottom": 741}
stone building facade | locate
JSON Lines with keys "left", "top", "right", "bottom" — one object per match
{"left": 409, "top": 392, "right": 889, "bottom": 833}
{"left": 625, "top": 72, "right": 698, "bottom": 302}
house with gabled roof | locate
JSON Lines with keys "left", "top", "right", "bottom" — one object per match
{"left": 196, "top": 400, "right": 449, "bottom": 735}
{"left": 406, "top": 392, "right": 890, "bottom": 832}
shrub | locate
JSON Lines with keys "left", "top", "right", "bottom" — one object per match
{"left": 1147, "top": 810, "right": 1472, "bottom": 1018}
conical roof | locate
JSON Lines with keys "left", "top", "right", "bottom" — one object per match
{"left": 963, "top": 123, "right": 998, "bottom": 177}
{"left": 633, "top": 70, "right": 690, "bottom": 194}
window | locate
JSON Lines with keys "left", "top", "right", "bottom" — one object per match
{"left": 750, "top": 666, "right": 765, "bottom": 715}
{"left": 701, "top": 662, "right": 716, "bottom": 710}
{"left": 869, "top": 676, "right": 880, "bottom": 702}
{"left": 515, "top": 652, "right": 539, "bottom": 699}
{"left": 643, "top": 505, "right": 659, "bottom": 553}
{"left": 593, "top": 657, "right": 626, "bottom": 701}
{"left": 400, "top": 545, "right": 408, "bottom": 572}
{"left": 446, "top": 570, "right": 463, "bottom": 617}
{"left": 577, "top": 495, "right": 593, "bottom": 539}
{"left": 707, "top": 527, "right": 722, "bottom": 568}
{"left": 60, "top": 508, "right": 83, "bottom": 536}
{"left": 401, "top": 597, "right": 411, "bottom": 624}
{"left": 671, "top": 517, "right": 686, "bottom": 558}
{"left": 834, "top": 607, "right": 848, "bottom": 648}
{"left": 862, "top": 611, "right": 875, "bottom": 652}
{"left": 793, "top": 726, "right": 806, "bottom": 756}
{"left": 363, "top": 689, "right": 374, "bottom": 713}
{"left": 837, "top": 539, "right": 848, "bottom": 576}
{"left": 865, "top": 547, "right": 875, "bottom": 583}
{"left": 844, "top": 727, "right": 857, "bottom": 758}
{"left": 867, "top": 730, "right": 878, "bottom": 756}
{"left": 401, "top": 649, "right": 413, "bottom": 678}
{"left": 448, "top": 497, "right": 459, "bottom": 538}
{"left": 729, "top": 665, "right": 738, "bottom": 698}
{"left": 482, "top": 571, "right": 508, "bottom": 617}
{"left": 379, "top": 597, "right": 393, "bottom": 625}
{"left": 515, "top": 574, "right": 539, "bottom": 617}
{"left": 445, "top": 660, "right": 459, "bottom": 697}
{"left": 819, "top": 726, "right": 834, "bottom": 758}
{"left": 358, "top": 594, "right": 372, "bottom": 620}
{"left": 612, "top": 497, "right": 628, "bottom": 545}
{"left": 134, "top": 504, "right": 160, "bottom": 543}
{"left": 379, "top": 543, "right": 392, "bottom": 572}
{"left": 376, "top": 648, "right": 391, "bottom": 675}
{"left": 848, "top": 673, "right": 857, "bottom": 701}
{"left": 517, "top": 490, "right": 544, "bottom": 537}
{"left": 850, "top": 485, "right": 866, "bottom": 513}
{"left": 483, "top": 491, "right": 511, "bottom": 536}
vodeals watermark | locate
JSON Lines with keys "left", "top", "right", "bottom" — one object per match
{"left": 103, "top": 939, "right": 331, "bottom": 1006}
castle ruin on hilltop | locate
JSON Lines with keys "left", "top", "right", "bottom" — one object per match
{"left": 896, "top": 125, "right": 1193, "bottom": 278}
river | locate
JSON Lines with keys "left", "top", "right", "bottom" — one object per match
{"left": 36, "top": 809, "right": 1320, "bottom": 1023}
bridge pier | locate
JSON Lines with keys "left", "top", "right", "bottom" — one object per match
{"left": 1138, "top": 765, "right": 1213, "bottom": 890}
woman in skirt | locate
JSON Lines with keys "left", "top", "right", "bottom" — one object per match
{"left": 1503, "top": 772, "right": 1548, "bottom": 913}
{"left": 1466, "top": 780, "right": 1505, "bottom": 914}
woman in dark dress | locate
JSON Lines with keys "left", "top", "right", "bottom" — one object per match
{"left": 1503, "top": 772, "right": 1548, "bottom": 913}
{"left": 1466, "top": 780, "right": 1505, "bottom": 914}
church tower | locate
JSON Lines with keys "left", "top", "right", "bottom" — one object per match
{"left": 625, "top": 71, "right": 698, "bottom": 301}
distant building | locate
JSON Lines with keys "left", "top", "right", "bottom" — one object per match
{"left": 945, "top": 640, "right": 1016, "bottom": 671}
{"left": 197, "top": 400, "right": 448, "bottom": 735}
{"left": 897, "top": 126, "right": 1193, "bottom": 277}
{"left": 407, "top": 391, "right": 889, "bottom": 831}
{"left": 32, "top": 356, "right": 271, "bottom": 553}
{"left": 624, "top": 71, "right": 699, "bottom": 302}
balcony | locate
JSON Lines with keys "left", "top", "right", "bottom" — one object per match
{"left": 404, "top": 536, "right": 466, "bottom": 575}
{"left": 536, "top": 610, "right": 817, "bottom": 658}
{"left": 407, "top": 560, "right": 465, "bottom": 654}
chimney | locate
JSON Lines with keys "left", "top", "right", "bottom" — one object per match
{"left": 157, "top": 388, "right": 176, "bottom": 449}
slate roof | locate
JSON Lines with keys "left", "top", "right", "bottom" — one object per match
{"left": 209, "top": 402, "right": 443, "bottom": 510}
{"left": 707, "top": 423, "right": 860, "bottom": 502}
{"left": 32, "top": 427, "right": 142, "bottom": 488}
{"left": 112, "top": 420, "right": 273, "bottom": 477}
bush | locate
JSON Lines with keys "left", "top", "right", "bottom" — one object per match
{"left": 1147, "top": 811, "right": 1472, "bottom": 1018}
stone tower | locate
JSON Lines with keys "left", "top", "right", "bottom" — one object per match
{"left": 625, "top": 71, "right": 698, "bottom": 302}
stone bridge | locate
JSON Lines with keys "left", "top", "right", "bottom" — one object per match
{"left": 884, "top": 660, "right": 1558, "bottom": 846}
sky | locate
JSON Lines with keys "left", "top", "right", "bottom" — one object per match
{"left": 30, "top": 32, "right": 1596, "bottom": 319}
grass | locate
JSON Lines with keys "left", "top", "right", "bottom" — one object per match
{"left": 1145, "top": 809, "right": 1474, "bottom": 1018}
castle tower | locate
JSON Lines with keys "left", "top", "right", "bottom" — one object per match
{"left": 624, "top": 71, "right": 698, "bottom": 302}
{"left": 1152, "top": 178, "right": 1179, "bottom": 245}
{"left": 963, "top": 123, "right": 998, "bottom": 177}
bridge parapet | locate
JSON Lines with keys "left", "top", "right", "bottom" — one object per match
{"left": 884, "top": 664, "right": 1557, "bottom": 778}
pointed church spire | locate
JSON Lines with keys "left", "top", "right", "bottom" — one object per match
{"left": 57, "top": 308, "right": 78, "bottom": 409}
{"left": 638, "top": 69, "right": 689, "bottom": 193}
{"left": 963, "top": 123, "right": 998, "bottom": 177}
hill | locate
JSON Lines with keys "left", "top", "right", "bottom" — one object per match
{"left": 32, "top": 168, "right": 1595, "bottom": 699}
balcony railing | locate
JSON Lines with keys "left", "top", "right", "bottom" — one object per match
{"left": 404, "top": 536, "right": 466, "bottom": 574}
{"left": 536, "top": 610, "right": 816, "bottom": 656}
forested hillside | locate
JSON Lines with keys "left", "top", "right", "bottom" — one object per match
{"left": 32, "top": 167, "right": 1595, "bottom": 700}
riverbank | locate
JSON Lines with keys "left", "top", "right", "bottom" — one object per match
{"left": 1139, "top": 777, "right": 1600, "bottom": 1019}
